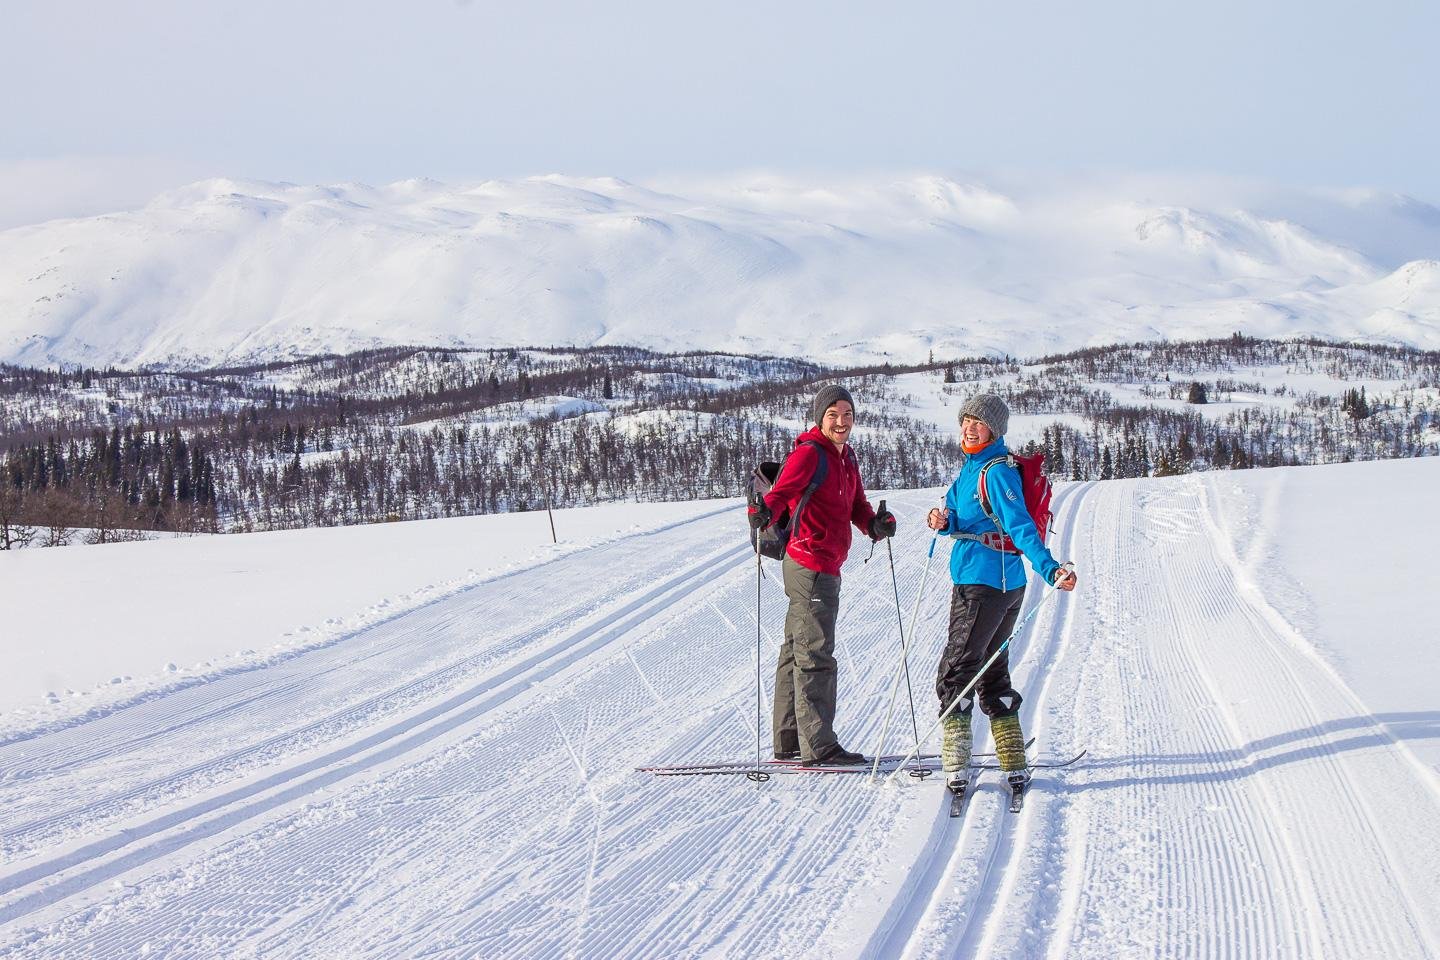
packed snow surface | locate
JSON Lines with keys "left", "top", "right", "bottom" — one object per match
{"left": 4, "top": 174, "right": 1440, "bottom": 367}
{"left": 2, "top": 457, "right": 1438, "bottom": 958}
{"left": 0, "top": 500, "right": 724, "bottom": 731}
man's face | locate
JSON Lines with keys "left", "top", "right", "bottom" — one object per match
{"left": 820, "top": 400, "right": 854, "bottom": 447}
{"left": 961, "top": 415, "right": 993, "bottom": 447}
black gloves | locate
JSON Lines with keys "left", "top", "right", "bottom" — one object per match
{"left": 748, "top": 495, "right": 773, "bottom": 531}
{"left": 869, "top": 501, "right": 896, "bottom": 540}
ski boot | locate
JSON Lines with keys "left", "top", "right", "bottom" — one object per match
{"left": 946, "top": 772, "right": 973, "bottom": 818}
{"left": 1005, "top": 769, "right": 1031, "bottom": 813}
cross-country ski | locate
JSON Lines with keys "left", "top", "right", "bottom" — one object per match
{"left": 640, "top": 740, "right": 1033, "bottom": 774}
{"left": 947, "top": 774, "right": 976, "bottom": 819}
{"left": 972, "top": 748, "right": 1088, "bottom": 771}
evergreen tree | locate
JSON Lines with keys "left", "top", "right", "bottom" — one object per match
{"left": 1047, "top": 427, "right": 1066, "bottom": 474}
{"left": 1177, "top": 430, "right": 1195, "bottom": 464}
{"left": 1341, "top": 386, "right": 1371, "bottom": 420}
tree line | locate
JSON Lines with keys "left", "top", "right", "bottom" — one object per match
{"left": 1, "top": 337, "right": 1436, "bottom": 547}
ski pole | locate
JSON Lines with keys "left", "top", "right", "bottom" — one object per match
{"left": 749, "top": 494, "right": 771, "bottom": 783}
{"left": 881, "top": 578, "right": 1066, "bottom": 787}
{"left": 756, "top": 540, "right": 763, "bottom": 765}
{"left": 869, "top": 534, "right": 936, "bottom": 782}
{"left": 887, "top": 532, "right": 921, "bottom": 748}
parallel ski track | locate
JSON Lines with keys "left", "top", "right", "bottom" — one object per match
{"left": 856, "top": 481, "right": 1092, "bottom": 960}
{"left": 0, "top": 502, "right": 733, "bottom": 767}
{"left": 284, "top": 492, "right": 950, "bottom": 960}
{"left": 1051, "top": 477, "right": 1309, "bottom": 959}
{"left": 980, "top": 475, "right": 1440, "bottom": 960}
{"left": 861, "top": 471, "right": 1440, "bottom": 960}
{"left": 1185, "top": 477, "right": 1440, "bottom": 958}
{"left": 2, "top": 577, "right": 688, "bottom": 859}
{"left": 1121, "top": 475, "right": 1440, "bottom": 960}
{"left": 0, "top": 506, "right": 736, "bottom": 795}
{"left": 18, "top": 474, "right": 1432, "bottom": 959}
{"left": 0, "top": 491, "right": 956, "bottom": 958}
{"left": 0, "top": 513, "right": 752, "bottom": 928}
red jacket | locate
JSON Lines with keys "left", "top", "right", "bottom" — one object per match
{"left": 761, "top": 427, "right": 878, "bottom": 575}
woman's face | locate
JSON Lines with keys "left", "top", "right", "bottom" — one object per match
{"left": 961, "top": 415, "right": 993, "bottom": 447}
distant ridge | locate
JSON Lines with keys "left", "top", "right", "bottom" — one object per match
{"left": 2, "top": 173, "right": 1439, "bottom": 368}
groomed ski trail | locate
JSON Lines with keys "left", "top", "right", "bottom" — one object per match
{"left": 857, "top": 482, "right": 1091, "bottom": 960}
{"left": 4, "top": 472, "right": 1437, "bottom": 959}
{"left": 878, "top": 474, "right": 1440, "bottom": 960}
{"left": 0, "top": 491, "right": 965, "bottom": 958}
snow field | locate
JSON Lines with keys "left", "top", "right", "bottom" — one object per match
{"left": 1, "top": 459, "right": 1438, "bottom": 958}
{"left": 1, "top": 495, "right": 949, "bottom": 956}
{"left": 0, "top": 499, "right": 727, "bottom": 736}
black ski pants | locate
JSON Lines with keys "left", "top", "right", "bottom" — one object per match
{"left": 773, "top": 556, "right": 843, "bottom": 760}
{"left": 935, "top": 582, "right": 1026, "bottom": 719}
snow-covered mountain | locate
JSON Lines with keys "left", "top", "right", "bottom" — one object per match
{"left": 4, "top": 173, "right": 1440, "bottom": 368}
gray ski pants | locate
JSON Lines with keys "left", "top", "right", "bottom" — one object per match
{"left": 773, "top": 555, "right": 843, "bottom": 759}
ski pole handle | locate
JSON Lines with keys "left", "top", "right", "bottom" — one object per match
{"left": 1053, "top": 561, "right": 1077, "bottom": 590}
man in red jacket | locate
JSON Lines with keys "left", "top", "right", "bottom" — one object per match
{"left": 749, "top": 385, "right": 896, "bottom": 765}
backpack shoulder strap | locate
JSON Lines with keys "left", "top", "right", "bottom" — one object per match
{"left": 787, "top": 440, "right": 830, "bottom": 536}
{"left": 801, "top": 439, "right": 830, "bottom": 491}
{"left": 977, "top": 454, "right": 1015, "bottom": 531}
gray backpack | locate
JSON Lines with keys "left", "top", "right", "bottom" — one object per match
{"left": 748, "top": 440, "right": 829, "bottom": 560}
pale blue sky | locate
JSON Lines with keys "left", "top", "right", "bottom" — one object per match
{"left": 1, "top": 0, "right": 1435, "bottom": 224}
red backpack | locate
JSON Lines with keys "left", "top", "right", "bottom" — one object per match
{"left": 976, "top": 452, "right": 1053, "bottom": 553}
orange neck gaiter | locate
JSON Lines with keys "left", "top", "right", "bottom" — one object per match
{"left": 961, "top": 439, "right": 988, "bottom": 455}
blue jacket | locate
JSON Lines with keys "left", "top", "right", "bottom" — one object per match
{"left": 939, "top": 439, "right": 1060, "bottom": 591}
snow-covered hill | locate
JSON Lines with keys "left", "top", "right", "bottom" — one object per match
{"left": 2, "top": 457, "right": 1437, "bottom": 958}
{"left": 4, "top": 174, "right": 1440, "bottom": 369}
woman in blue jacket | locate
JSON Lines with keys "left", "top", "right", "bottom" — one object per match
{"left": 925, "top": 394, "right": 1077, "bottom": 795}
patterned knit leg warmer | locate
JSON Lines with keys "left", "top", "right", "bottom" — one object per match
{"left": 991, "top": 713, "right": 1028, "bottom": 773}
{"left": 941, "top": 713, "right": 972, "bottom": 774}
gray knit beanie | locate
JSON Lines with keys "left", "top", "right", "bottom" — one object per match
{"left": 810, "top": 384, "right": 856, "bottom": 425}
{"left": 959, "top": 393, "right": 1010, "bottom": 438}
